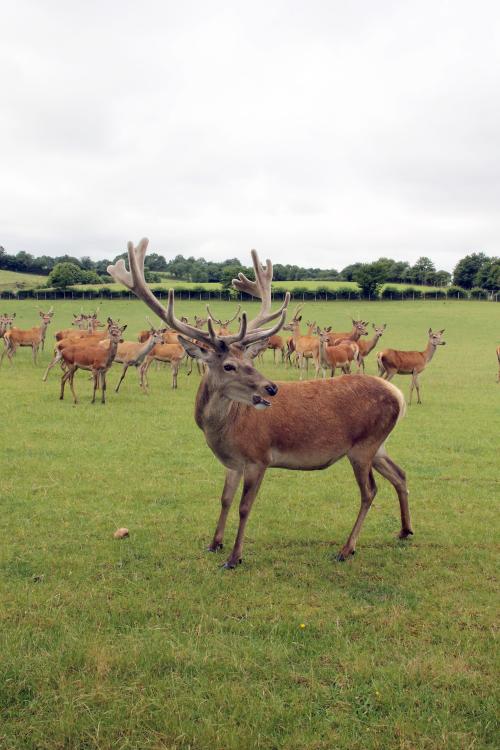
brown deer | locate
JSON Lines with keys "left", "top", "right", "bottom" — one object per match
{"left": 104, "top": 328, "right": 165, "bottom": 392}
{"left": 283, "top": 306, "right": 320, "bottom": 378}
{"left": 266, "top": 334, "right": 286, "bottom": 363}
{"left": 140, "top": 341, "right": 186, "bottom": 390}
{"left": 59, "top": 318, "right": 126, "bottom": 404}
{"left": 1, "top": 308, "right": 54, "bottom": 365}
{"left": 206, "top": 305, "right": 241, "bottom": 336}
{"left": 377, "top": 329, "right": 446, "bottom": 404}
{"left": 317, "top": 328, "right": 359, "bottom": 377}
{"left": 108, "top": 239, "right": 412, "bottom": 568}
{"left": 356, "top": 324, "right": 387, "bottom": 373}
{"left": 329, "top": 319, "right": 369, "bottom": 346}
{"left": 0, "top": 313, "right": 16, "bottom": 338}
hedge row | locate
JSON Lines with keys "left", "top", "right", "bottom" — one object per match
{"left": 0, "top": 285, "right": 497, "bottom": 301}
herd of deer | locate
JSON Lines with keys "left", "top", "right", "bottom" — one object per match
{"left": 0, "top": 240, "right": 496, "bottom": 568}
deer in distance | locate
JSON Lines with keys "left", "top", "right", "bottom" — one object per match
{"left": 317, "top": 327, "right": 359, "bottom": 377}
{"left": 99, "top": 327, "right": 165, "bottom": 392}
{"left": 356, "top": 324, "right": 387, "bottom": 373}
{"left": 377, "top": 328, "right": 446, "bottom": 405}
{"left": 327, "top": 318, "right": 369, "bottom": 346}
{"left": 139, "top": 339, "right": 186, "bottom": 390}
{"left": 496, "top": 345, "right": 500, "bottom": 382}
{"left": 283, "top": 306, "right": 320, "bottom": 378}
{"left": 108, "top": 239, "right": 412, "bottom": 569}
{"left": 59, "top": 318, "right": 127, "bottom": 404}
{"left": 206, "top": 305, "right": 241, "bottom": 336}
{"left": 0, "top": 313, "right": 16, "bottom": 338}
{"left": 1, "top": 308, "right": 54, "bottom": 365}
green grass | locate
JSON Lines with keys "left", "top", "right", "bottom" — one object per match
{"left": 0, "top": 269, "right": 47, "bottom": 289}
{"left": 0, "top": 299, "right": 498, "bottom": 749}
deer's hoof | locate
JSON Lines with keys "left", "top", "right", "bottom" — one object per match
{"left": 207, "top": 543, "right": 223, "bottom": 552}
{"left": 336, "top": 549, "right": 355, "bottom": 562}
{"left": 398, "top": 529, "right": 414, "bottom": 539}
{"left": 221, "top": 559, "right": 242, "bottom": 570}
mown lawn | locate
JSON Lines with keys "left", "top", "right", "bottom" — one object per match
{"left": 0, "top": 298, "right": 498, "bottom": 749}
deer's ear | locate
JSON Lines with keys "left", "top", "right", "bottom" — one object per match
{"left": 178, "top": 336, "right": 212, "bottom": 362}
{"left": 121, "top": 325, "right": 127, "bottom": 333}
{"left": 439, "top": 328, "right": 445, "bottom": 334}
{"left": 428, "top": 328, "right": 432, "bottom": 335}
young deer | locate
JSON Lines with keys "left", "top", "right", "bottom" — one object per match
{"left": 317, "top": 328, "right": 359, "bottom": 377}
{"left": 377, "top": 329, "right": 446, "bottom": 404}
{"left": 108, "top": 239, "right": 412, "bottom": 569}
{"left": 1, "top": 308, "right": 54, "bottom": 365}
{"left": 356, "top": 324, "right": 387, "bottom": 373}
{"left": 206, "top": 305, "right": 241, "bottom": 336}
{"left": 59, "top": 319, "right": 127, "bottom": 404}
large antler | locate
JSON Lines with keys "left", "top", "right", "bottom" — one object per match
{"left": 232, "top": 249, "right": 289, "bottom": 332}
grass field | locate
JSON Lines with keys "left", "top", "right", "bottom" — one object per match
{"left": 0, "top": 298, "right": 498, "bottom": 749}
{"left": 0, "top": 269, "right": 47, "bottom": 290}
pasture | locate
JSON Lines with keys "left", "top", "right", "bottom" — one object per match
{"left": 0, "top": 298, "right": 498, "bottom": 749}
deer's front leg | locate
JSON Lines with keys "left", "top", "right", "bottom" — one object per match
{"left": 223, "top": 464, "right": 266, "bottom": 569}
{"left": 208, "top": 469, "right": 242, "bottom": 552}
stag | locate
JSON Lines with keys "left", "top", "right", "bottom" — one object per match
{"left": 206, "top": 305, "right": 241, "bottom": 336}
{"left": 377, "top": 329, "right": 446, "bottom": 404}
{"left": 108, "top": 239, "right": 412, "bottom": 569}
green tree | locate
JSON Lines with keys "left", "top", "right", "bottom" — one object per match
{"left": 48, "top": 262, "right": 83, "bottom": 288}
{"left": 354, "top": 261, "right": 388, "bottom": 298}
{"left": 453, "top": 252, "right": 488, "bottom": 289}
{"left": 412, "top": 257, "right": 435, "bottom": 285}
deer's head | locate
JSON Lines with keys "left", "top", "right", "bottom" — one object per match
{"left": 373, "top": 323, "right": 387, "bottom": 337}
{"left": 351, "top": 318, "right": 369, "bottom": 336}
{"left": 428, "top": 328, "right": 446, "bottom": 346}
{"left": 107, "top": 241, "right": 289, "bottom": 410}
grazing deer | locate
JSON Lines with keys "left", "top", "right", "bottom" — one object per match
{"left": 1, "top": 308, "right": 54, "bottom": 365}
{"left": 283, "top": 306, "right": 320, "bottom": 378}
{"left": 108, "top": 239, "right": 412, "bottom": 569}
{"left": 206, "top": 305, "right": 241, "bottom": 335}
{"left": 377, "top": 329, "right": 446, "bottom": 404}
{"left": 59, "top": 319, "right": 126, "bottom": 404}
{"left": 266, "top": 334, "right": 286, "bottom": 363}
{"left": 356, "top": 324, "right": 387, "bottom": 373}
{"left": 317, "top": 328, "right": 359, "bottom": 377}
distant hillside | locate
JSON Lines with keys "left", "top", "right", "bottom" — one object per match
{"left": 0, "top": 269, "right": 47, "bottom": 290}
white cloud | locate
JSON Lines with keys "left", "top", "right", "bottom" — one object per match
{"left": 1, "top": 0, "right": 498, "bottom": 271}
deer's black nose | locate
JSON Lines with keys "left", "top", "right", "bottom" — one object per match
{"left": 265, "top": 383, "right": 278, "bottom": 397}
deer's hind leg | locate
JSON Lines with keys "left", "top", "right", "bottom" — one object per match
{"left": 372, "top": 445, "right": 413, "bottom": 539}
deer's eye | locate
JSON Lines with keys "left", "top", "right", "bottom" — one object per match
{"left": 223, "top": 363, "right": 236, "bottom": 372}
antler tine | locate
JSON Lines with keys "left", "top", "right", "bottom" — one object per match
{"left": 240, "top": 310, "right": 287, "bottom": 346}
{"left": 165, "top": 290, "right": 214, "bottom": 346}
{"left": 231, "top": 249, "right": 287, "bottom": 332}
{"left": 205, "top": 305, "right": 223, "bottom": 326}
{"left": 220, "top": 313, "right": 248, "bottom": 345}
{"left": 107, "top": 239, "right": 213, "bottom": 346}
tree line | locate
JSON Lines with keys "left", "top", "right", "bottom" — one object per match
{"left": 0, "top": 245, "right": 498, "bottom": 293}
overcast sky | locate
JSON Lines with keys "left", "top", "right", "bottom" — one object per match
{"left": 1, "top": 0, "right": 499, "bottom": 271}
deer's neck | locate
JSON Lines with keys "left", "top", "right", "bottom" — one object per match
{"left": 140, "top": 336, "right": 157, "bottom": 359}
{"left": 105, "top": 339, "right": 119, "bottom": 366}
{"left": 424, "top": 341, "right": 437, "bottom": 362}
{"left": 365, "top": 333, "right": 380, "bottom": 354}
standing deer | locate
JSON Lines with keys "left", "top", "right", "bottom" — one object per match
{"left": 283, "top": 306, "right": 320, "bottom": 378}
{"left": 266, "top": 334, "right": 286, "bottom": 363}
{"left": 1, "top": 309, "right": 54, "bottom": 365}
{"left": 0, "top": 313, "right": 16, "bottom": 338}
{"left": 206, "top": 305, "right": 241, "bottom": 335}
{"left": 377, "top": 329, "right": 446, "bottom": 404}
{"left": 329, "top": 319, "right": 369, "bottom": 346}
{"left": 140, "top": 340, "right": 186, "bottom": 390}
{"left": 59, "top": 319, "right": 126, "bottom": 404}
{"left": 356, "top": 324, "right": 387, "bottom": 373}
{"left": 108, "top": 239, "right": 412, "bottom": 568}
{"left": 110, "top": 328, "right": 165, "bottom": 392}
{"left": 317, "top": 328, "right": 359, "bottom": 377}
